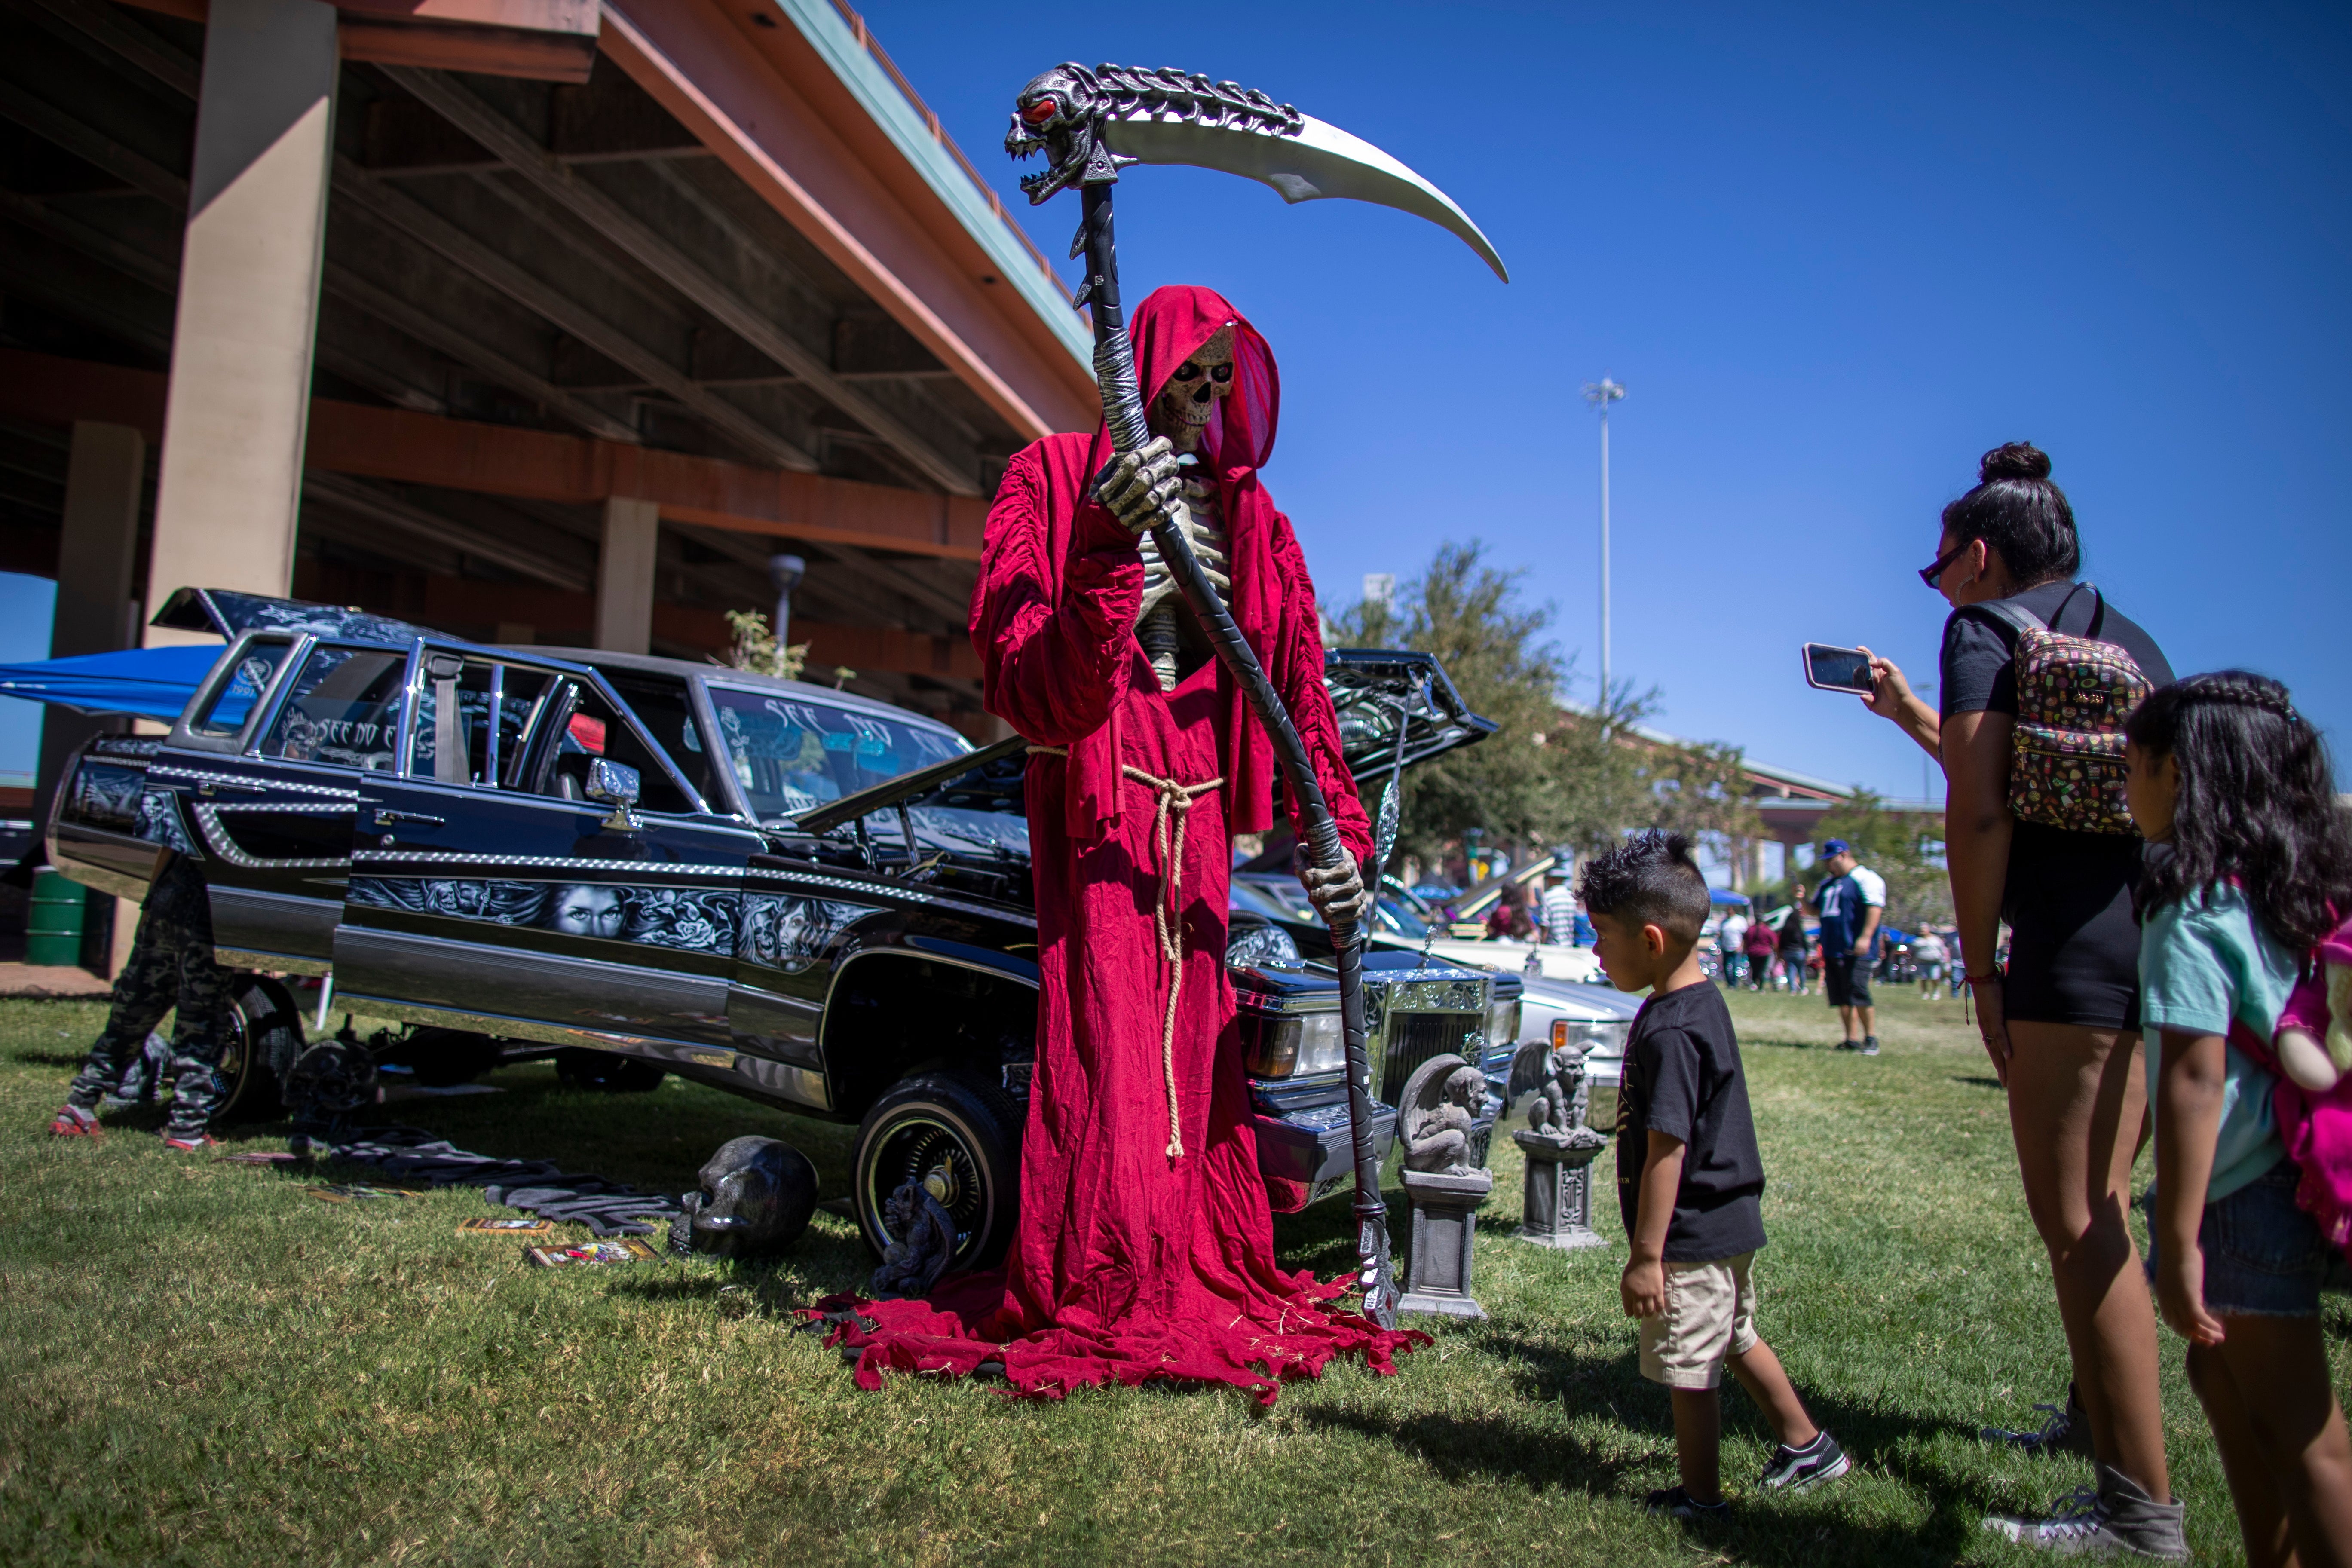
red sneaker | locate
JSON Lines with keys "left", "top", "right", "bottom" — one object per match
{"left": 160, "top": 1130, "right": 220, "bottom": 1152}
{"left": 49, "top": 1104, "right": 102, "bottom": 1138}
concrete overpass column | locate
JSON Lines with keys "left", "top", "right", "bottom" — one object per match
{"left": 145, "top": 0, "right": 339, "bottom": 640}
{"left": 35, "top": 421, "right": 147, "bottom": 824}
{"left": 595, "top": 497, "right": 660, "bottom": 654}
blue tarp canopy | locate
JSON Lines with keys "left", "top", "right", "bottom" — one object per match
{"left": 1709, "top": 888, "right": 1751, "bottom": 906}
{"left": 0, "top": 644, "right": 221, "bottom": 723}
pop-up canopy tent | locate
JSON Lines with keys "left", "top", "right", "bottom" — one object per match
{"left": 0, "top": 645, "right": 222, "bottom": 724}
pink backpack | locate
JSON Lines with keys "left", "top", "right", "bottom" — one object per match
{"left": 2229, "top": 909, "right": 2352, "bottom": 1260}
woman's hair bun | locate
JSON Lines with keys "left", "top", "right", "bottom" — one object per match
{"left": 1979, "top": 442, "right": 2052, "bottom": 483}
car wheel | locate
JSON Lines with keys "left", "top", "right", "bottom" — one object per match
{"left": 214, "top": 976, "right": 303, "bottom": 1124}
{"left": 395, "top": 1027, "right": 504, "bottom": 1087}
{"left": 553, "top": 1047, "right": 666, "bottom": 1093}
{"left": 852, "top": 1072, "right": 1022, "bottom": 1271}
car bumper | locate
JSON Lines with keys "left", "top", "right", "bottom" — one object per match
{"left": 1254, "top": 1100, "right": 1399, "bottom": 1214}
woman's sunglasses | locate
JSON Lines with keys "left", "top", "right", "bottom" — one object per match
{"left": 1918, "top": 542, "right": 1970, "bottom": 589}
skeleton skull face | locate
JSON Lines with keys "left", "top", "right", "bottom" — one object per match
{"left": 1152, "top": 325, "right": 1236, "bottom": 450}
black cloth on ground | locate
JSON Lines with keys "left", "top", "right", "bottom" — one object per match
{"left": 327, "top": 1126, "right": 682, "bottom": 1236}
{"left": 1614, "top": 980, "right": 1767, "bottom": 1262}
{"left": 1938, "top": 579, "right": 2171, "bottom": 1032}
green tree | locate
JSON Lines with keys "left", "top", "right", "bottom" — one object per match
{"left": 1753, "top": 789, "right": 1950, "bottom": 930}
{"left": 1329, "top": 541, "right": 1756, "bottom": 867}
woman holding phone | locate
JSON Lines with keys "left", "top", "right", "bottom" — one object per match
{"left": 1859, "top": 444, "right": 2183, "bottom": 1554}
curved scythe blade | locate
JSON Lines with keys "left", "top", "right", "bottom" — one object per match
{"left": 1007, "top": 64, "right": 1507, "bottom": 282}
{"left": 1104, "top": 113, "right": 1508, "bottom": 282}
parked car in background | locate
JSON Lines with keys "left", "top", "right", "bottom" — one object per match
{"left": 48, "top": 593, "right": 1520, "bottom": 1265}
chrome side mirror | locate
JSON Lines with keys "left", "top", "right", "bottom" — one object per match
{"left": 585, "top": 757, "right": 642, "bottom": 832}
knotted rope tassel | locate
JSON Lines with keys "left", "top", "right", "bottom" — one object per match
{"left": 1029, "top": 745, "right": 1223, "bottom": 1158}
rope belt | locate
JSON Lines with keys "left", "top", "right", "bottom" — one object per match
{"left": 1029, "top": 745, "right": 1223, "bottom": 1157}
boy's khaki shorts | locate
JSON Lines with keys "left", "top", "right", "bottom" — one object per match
{"left": 1639, "top": 1251, "right": 1759, "bottom": 1389}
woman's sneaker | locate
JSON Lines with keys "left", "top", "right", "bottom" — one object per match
{"left": 1645, "top": 1485, "right": 1730, "bottom": 1522}
{"left": 1758, "top": 1430, "right": 1850, "bottom": 1492}
{"left": 48, "top": 1103, "right": 102, "bottom": 1138}
{"left": 1983, "top": 1465, "right": 2188, "bottom": 1559}
{"left": 160, "top": 1128, "right": 220, "bottom": 1152}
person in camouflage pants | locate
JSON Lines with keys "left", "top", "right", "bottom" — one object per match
{"left": 49, "top": 851, "right": 231, "bottom": 1148}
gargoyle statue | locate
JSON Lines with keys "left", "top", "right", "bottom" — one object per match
{"left": 867, "top": 1179, "right": 958, "bottom": 1300}
{"left": 1402, "top": 1063, "right": 1490, "bottom": 1176}
{"left": 1527, "top": 1047, "right": 1589, "bottom": 1137}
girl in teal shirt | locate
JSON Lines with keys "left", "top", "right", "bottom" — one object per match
{"left": 2126, "top": 671, "right": 2352, "bottom": 1568}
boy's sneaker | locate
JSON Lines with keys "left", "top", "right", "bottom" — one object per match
{"left": 1860, "top": 1036, "right": 1880, "bottom": 1056}
{"left": 1983, "top": 1464, "right": 2188, "bottom": 1560}
{"left": 1983, "top": 1383, "right": 2094, "bottom": 1458}
{"left": 1645, "top": 1485, "right": 1730, "bottom": 1522}
{"left": 160, "top": 1128, "right": 220, "bottom": 1152}
{"left": 48, "top": 1103, "right": 102, "bottom": 1138}
{"left": 1758, "top": 1429, "right": 1850, "bottom": 1492}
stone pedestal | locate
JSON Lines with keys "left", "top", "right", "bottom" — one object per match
{"left": 1515, "top": 1126, "right": 1610, "bottom": 1250}
{"left": 1399, "top": 1167, "right": 1493, "bottom": 1320}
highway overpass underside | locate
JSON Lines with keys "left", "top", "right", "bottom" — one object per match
{"left": 0, "top": 0, "right": 1098, "bottom": 742}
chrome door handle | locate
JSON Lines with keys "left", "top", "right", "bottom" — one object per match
{"left": 374, "top": 809, "right": 445, "bottom": 827}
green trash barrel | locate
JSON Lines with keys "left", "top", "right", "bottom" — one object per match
{"left": 27, "top": 870, "right": 87, "bottom": 966}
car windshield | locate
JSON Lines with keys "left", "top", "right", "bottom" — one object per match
{"left": 705, "top": 683, "right": 969, "bottom": 821}
{"left": 1375, "top": 895, "right": 1430, "bottom": 938}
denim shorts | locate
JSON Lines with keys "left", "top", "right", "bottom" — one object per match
{"left": 2143, "top": 1160, "right": 2338, "bottom": 1318}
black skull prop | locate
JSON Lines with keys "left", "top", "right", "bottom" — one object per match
{"left": 670, "top": 1135, "right": 818, "bottom": 1259}
{"left": 867, "top": 1178, "right": 958, "bottom": 1300}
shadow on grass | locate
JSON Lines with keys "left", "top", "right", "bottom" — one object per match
{"left": 9, "top": 1050, "right": 87, "bottom": 1069}
{"left": 1950, "top": 1076, "right": 2006, "bottom": 1091}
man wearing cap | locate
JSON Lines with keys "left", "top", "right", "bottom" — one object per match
{"left": 1805, "top": 840, "right": 1886, "bottom": 1055}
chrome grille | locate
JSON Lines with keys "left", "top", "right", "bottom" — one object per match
{"left": 1378, "top": 1011, "right": 1481, "bottom": 1106}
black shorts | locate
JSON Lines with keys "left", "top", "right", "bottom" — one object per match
{"left": 2003, "top": 823, "right": 2145, "bottom": 1032}
{"left": 1824, "top": 953, "right": 1871, "bottom": 1008}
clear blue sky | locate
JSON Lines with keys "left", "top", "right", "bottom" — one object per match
{"left": 6, "top": 4, "right": 2345, "bottom": 801}
{"left": 874, "top": 0, "right": 2352, "bottom": 796}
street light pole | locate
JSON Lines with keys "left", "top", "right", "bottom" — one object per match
{"left": 1581, "top": 377, "right": 1625, "bottom": 715}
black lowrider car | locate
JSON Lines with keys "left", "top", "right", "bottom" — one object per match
{"left": 49, "top": 590, "right": 1508, "bottom": 1270}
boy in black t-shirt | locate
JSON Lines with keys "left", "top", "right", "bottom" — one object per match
{"left": 1588, "top": 832, "right": 1848, "bottom": 1518}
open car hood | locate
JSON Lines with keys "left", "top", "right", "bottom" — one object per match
{"left": 799, "top": 648, "right": 1494, "bottom": 839}
{"left": 150, "top": 586, "right": 429, "bottom": 647}
{"left": 1324, "top": 649, "right": 1495, "bottom": 782}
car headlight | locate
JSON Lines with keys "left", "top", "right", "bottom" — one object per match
{"left": 1225, "top": 922, "right": 1301, "bottom": 970}
{"left": 1243, "top": 1010, "right": 1346, "bottom": 1078}
{"left": 1486, "top": 998, "right": 1522, "bottom": 1054}
{"left": 1553, "top": 1018, "right": 1631, "bottom": 1056}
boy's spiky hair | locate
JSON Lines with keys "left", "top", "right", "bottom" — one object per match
{"left": 1579, "top": 830, "right": 1710, "bottom": 945}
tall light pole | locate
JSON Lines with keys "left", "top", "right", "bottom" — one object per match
{"left": 1581, "top": 377, "right": 1625, "bottom": 713}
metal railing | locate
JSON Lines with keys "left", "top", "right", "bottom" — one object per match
{"left": 824, "top": 0, "right": 1072, "bottom": 304}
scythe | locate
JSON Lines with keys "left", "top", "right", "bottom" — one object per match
{"left": 1005, "top": 64, "right": 1507, "bottom": 1328}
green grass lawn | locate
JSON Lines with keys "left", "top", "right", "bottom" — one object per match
{"left": 1, "top": 986, "right": 2343, "bottom": 1565}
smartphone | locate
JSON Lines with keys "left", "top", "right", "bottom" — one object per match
{"left": 1802, "top": 643, "right": 1876, "bottom": 694}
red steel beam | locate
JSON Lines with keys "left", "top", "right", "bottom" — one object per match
{"left": 118, "top": 0, "right": 601, "bottom": 82}
{"left": 598, "top": 0, "right": 1096, "bottom": 447}
{"left": 0, "top": 348, "right": 986, "bottom": 560}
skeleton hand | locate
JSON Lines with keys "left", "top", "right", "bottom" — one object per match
{"left": 1094, "top": 435, "right": 1184, "bottom": 535}
{"left": 1297, "top": 849, "right": 1372, "bottom": 929}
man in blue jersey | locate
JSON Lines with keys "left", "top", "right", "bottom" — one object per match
{"left": 1805, "top": 840, "right": 1886, "bottom": 1056}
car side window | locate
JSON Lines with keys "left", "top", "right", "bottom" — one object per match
{"left": 601, "top": 670, "right": 722, "bottom": 812}
{"left": 187, "top": 637, "right": 295, "bottom": 740}
{"left": 260, "top": 646, "right": 406, "bottom": 770}
{"left": 411, "top": 653, "right": 561, "bottom": 789}
{"left": 532, "top": 680, "right": 692, "bottom": 817}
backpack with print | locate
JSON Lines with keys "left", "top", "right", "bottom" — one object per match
{"left": 2229, "top": 907, "right": 2352, "bottom": 1262}
{"left": 1970, "top": 585, "right": 2152, "bottom": 836}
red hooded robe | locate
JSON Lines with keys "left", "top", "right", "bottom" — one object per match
{"left": 828, "top": 285, "right": 1422, "bottom": 1402}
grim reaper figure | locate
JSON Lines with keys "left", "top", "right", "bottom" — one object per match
{"left": 828, "top": 285, "right": 1421, "bottom": 1402}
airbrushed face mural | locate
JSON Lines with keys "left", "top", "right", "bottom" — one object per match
{"left": 346, "top": 876, "right": 878, "bottom": 967}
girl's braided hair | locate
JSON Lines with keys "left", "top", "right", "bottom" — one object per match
{"left": 2125, "top": 670, "right": 2352, "bottom": 950}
